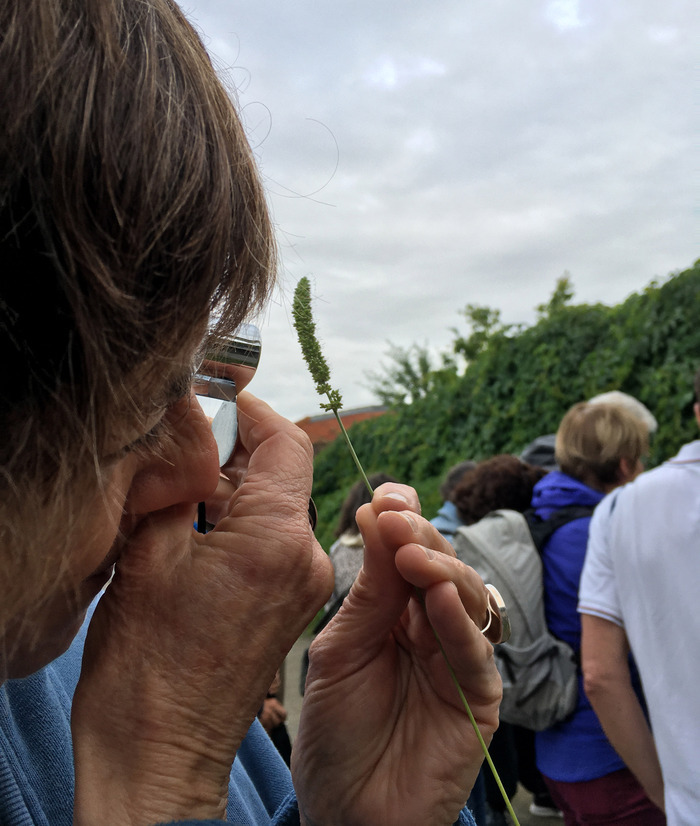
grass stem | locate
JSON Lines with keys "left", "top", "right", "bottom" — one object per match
{"left": 293, "top": 277, "right": 518, "bottom": 824}
{"left": 332, "top": 408, "right": 373, "bottom": 495}
{"left": 423, "top": 593, "right": 520, "bottom": 826}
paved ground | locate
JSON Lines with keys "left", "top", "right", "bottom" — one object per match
{"left": 282, "top": 632, "right": 562, "bottom": 826}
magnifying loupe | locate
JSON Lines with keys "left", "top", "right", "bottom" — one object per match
{"left": 193, "top": 323, "right": 262, "bottom": 533}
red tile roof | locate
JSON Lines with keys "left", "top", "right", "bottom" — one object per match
{"left": 295, "top": 406, "right": 388, "bottom": 454}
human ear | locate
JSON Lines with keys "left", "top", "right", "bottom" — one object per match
{"left": 617, "top": 457, "right": 640, "bottom": 485}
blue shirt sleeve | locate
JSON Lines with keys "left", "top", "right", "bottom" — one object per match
{"left": 458, "top": 806, "right": 477, "bottom": 825}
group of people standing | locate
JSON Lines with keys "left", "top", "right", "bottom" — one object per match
{"left": 310, "top": 381, "right": 698, "bottom": 826}
{"left": 422, "top": 384, "right": 699, "bottom": 826}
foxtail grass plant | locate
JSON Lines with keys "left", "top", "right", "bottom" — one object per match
{"left": 292, "top": 276, "right": 519, "bottom": 825}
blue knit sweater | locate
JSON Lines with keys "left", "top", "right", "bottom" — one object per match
{"left": 0, "top": 614, "right": 297, "bottom": 826}
{"left": 0, "top": 614, "right": 476, "bottom": 825}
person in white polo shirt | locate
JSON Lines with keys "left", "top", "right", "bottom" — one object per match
{"left": 579, "top": 367, "right": 700, "bottom": 826}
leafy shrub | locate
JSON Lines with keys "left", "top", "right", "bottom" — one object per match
{"left": 311, "top": 262, "right": 700, "bottom": 550}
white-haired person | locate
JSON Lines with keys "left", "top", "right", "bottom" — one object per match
{"left": 0, "top": 2, "right": 501, "bottom": 824}
{"left": 579, "top": 367, "right": 700, "bottom": 826}
{"left": 530, "top": 403, "right": 664, "bottom": 825}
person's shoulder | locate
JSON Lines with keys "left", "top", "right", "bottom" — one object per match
{"left": 430, "top": 501, "right": 462, "bottom": 537}
{"left": 47, "top": 598, "right": 99, "bottom": 695}
{"left": 594, "top": 486, "right": 623, "bottom": 518}
{"left": 598, "top": 441, "right": 700, "bottom": 525}
{"left": 668, "top": 439, "right": 700, "bottom": 465}
{"left": 625, "top": 439, "right": 700, "bottom": 496}
{"left": 533, "top": 469, "right": 600, "bottom": 505}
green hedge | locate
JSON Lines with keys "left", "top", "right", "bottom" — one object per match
{"left": 311, "top": 262, "right": 700, "bottom": 552}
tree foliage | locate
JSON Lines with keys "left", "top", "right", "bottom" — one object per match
{"left": 452, "top": 304, "right": 509, "bottom": 362}
{"left": 310, "top": 262, "right": 700, "bottom": 552}
{"left": 364, "top": 342, "right": 436, "bottom": 406}
{"left": 536, "top": 272, "right": 575, "bottom": 320}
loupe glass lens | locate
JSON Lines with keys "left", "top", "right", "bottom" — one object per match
{"left": 194, "top": 323, "right": 262, "bottom": 465}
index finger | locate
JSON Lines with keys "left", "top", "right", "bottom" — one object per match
{"left": 353, "top": 482, "right": 427, "bottom": 587}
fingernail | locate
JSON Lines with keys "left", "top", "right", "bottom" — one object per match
{"left": 423, "top": 545, "right": 435, "bottom": 560}
{"left": 399, "top": 511, "right": 418, "bottom": 531}
{"left": 385, "top": 491, "right": 409, "bottom": 503}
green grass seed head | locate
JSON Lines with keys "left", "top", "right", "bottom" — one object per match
{"left": 292, "top": 277, "right": 343, "bottom": 412}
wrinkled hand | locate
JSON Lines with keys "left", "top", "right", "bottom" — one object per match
{"left": 293, "top": 483, "right": 502, "bottom": 826}
{"left": 72, "top": 393, "right": 333, "bottom": 825}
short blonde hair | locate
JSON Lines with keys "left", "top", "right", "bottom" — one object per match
{"left": 555, "top": 402, "right": 648, "bottom": 488}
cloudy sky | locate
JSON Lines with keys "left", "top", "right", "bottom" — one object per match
{"left": 184, "top": 0, "right": 695, "bottom": 423}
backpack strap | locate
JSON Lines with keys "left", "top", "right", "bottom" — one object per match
{"left": 524, "top": 505, "right": 595, "bottom": 553}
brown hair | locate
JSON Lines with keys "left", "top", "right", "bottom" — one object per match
{"left": 694, "top": 367, "right": 700, "bottom": 405}
{"left": 439, "top": 460, "right": 476, "bottom": 501}
{"left": 453, "top": 454, "right": 545, "bottom": 525}
{"left": 0, "top": 0, "right": 275, "bottom": 632}
{"left": 555, "top": 402, "right": 648, "bottom": 489}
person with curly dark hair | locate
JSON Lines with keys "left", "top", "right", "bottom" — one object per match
{"left": 453, "top": 454, "right": 546, "bottom": 525}
{"left": 431, "top": 460, "right": 477, "bottom": 540}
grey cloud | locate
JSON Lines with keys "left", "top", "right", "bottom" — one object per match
{"left": 183, "top": 0, "right": 695, "bottom": 422}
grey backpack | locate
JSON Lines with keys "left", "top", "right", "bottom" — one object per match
{"left": 453, "top": 507, "right": 590, "bottom": 731}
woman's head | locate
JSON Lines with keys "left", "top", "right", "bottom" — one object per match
{"left": 335, "top": 474, "right": 398, "bottom": 538}
{"left": 555, "top": 402, "right": 648, "bottom": 490}
{"left": 453, "top": 454, "right": 545, "bottom": 525}
{"left": 439, "top": 460, "right": 476, "bottom": 502}
{"left": 0, "top": 0, "right": 275, "bottom": 651}
{"left": 1, "top": 0, "right": 274, "bottom": 459}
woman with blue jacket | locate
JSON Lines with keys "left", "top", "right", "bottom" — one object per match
{"left": 532, "top": 402, "right": 664, "bottom": 825}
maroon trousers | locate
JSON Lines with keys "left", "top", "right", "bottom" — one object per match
{"left": 543, "top": 768, "right": 666, "bottom": 826}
